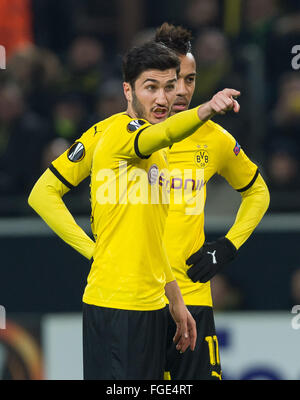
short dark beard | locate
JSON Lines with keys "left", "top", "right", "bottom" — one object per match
{"left": 132, "top": 90, "right": 147, "bottom": 120}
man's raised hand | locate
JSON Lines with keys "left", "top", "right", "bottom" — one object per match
{"left": 198, "top": 88, "right": 241, "bottom": 121}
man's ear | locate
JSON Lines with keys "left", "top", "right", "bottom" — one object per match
{"left": 123, "top": 82, "right": 132, "bottom": 102}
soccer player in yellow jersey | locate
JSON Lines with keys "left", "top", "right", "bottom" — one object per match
{"left": 155, "top": 23, "right": 270, "bottom": 380}
{"left": 28, "top": 41, "right": 241, "bottom": 379}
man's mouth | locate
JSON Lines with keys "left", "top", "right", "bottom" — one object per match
{"left": 172, "top": 101, "right": 188, "bottom": 112}
{"left": 152, "top": 107, "right": 168, "bottom": 119}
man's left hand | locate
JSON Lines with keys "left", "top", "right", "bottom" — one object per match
{"left": 186, "top": 237, "right": 237, "bottom": 283}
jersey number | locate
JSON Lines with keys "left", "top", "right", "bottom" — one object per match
{"left": 205, "top": 335, "right": 220, "bottom": 365}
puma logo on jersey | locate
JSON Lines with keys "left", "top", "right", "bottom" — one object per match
{"left": 207, "top": 250, "right": 217, "bottom": 264}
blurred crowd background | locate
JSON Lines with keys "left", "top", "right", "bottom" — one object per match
{"left": 0, "top": 0, "right": 300, "bottom": 216}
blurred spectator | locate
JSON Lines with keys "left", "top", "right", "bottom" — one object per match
{"left": 268, "top": 13, "right": 300, "bottom": 87}
{"left": 60, "top": 35, "right": 111, "bottom": 110}
{"left": 264, "top": 72, "right": 300, "bottom": 192}
{"left": 274, "top": 11, "right": 300, "bottom": 37}
{"left": 210, "top": 274, "right": 243, "bottom": 311}
{"left": 0, "top": 82, "right": 50, "bottom": 195}
{"left": 240, "top": 0, "right": 279, "bottom": 50}
{"left": 7, "top": 45, "right": 63, "bottom": 119}
{"left": 143, "top": 0, "right": 221, "bottom": 39}
{"left": 183, "top": 0, "right": 221, "bottom": 35}
{"left": 51, "top": 93, "right": 89, "bottom": 143}
{"left": 70, "top": 0, "right": 119, "bottom": 54}
{"left": 250, "top": 1, "right": 300, "bottom": 109}
{"left": 91, "top": 78, "right": 126, "bottom": 123}
{"left": 190, "top": 28, "right": 249, "bottom": 144}
{"left": 117, "top": 0, "right": 146, "bottom": 52}
{"left": 41, "top": 138, "right": 70, "bottom": 172}
{"left": 267, "top": 149, "right": 298, "bottom": 190}
{"left": 235, "top": 1, "right": 279, "bottom": 113}
{"left": 192, "top": 28, "right": 233, "bottom": 104}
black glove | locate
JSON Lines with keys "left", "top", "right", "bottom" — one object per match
{"left": 186, "top": 237, "right": 237, "bottom": 283}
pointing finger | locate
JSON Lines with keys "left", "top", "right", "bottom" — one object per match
{"left": 223, "top": 88, "right": 241, "bottom": 98}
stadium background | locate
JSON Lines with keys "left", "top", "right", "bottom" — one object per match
{"left": 0, "top": 0, "right": 299, "bottom": 380}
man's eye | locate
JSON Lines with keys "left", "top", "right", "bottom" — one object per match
{"left": 146, "top": 85, "right": 155, "bottom": 91}
{"left": 186, "top": 77, "right": 195, "bottom": 84}
{"left": 166, "top": 84, "right": 175, "bottom": 91}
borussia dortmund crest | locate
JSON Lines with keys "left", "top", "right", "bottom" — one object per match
{"left": 194, "top": 150, "right": 209, "bottom": 168}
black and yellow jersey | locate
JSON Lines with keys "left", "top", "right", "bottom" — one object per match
{"left": 35, "top": 109, "right": 203, "bottom": 310}
{"left": 82, "top": 113, "right": 174, "bottom": 311}
{"left": 28, "top": 106, "right": 208, "bottom": 311}
{"left": 163, "top": 120, "right": 260, "bottom": 306}
{"left": 49, "top": 112, "right": 176, "bottom": 311}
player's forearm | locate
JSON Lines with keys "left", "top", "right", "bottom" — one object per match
{"left": 226, "top": 174, "right": 270, "bottom": 249}
{"left": 138, "top": 107, "right": 206, "bottom": 155}
{"left": 28, "top": 169, "right": 95, "bottom": 259}
{"left": 138, "top": 88, "right": 240, "bottom": 156}
{"left": 164, "top": 279, "right": 185, "bottom": 305}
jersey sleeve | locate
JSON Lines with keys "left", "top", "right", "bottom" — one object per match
{"left": 104, "top": 108, "right": 204, "bottom": 161}
{"left": 28, "top": 168, "right": 95, "bottom": 259}
{"left": 137, "top": 107, "right": 205, "bottom": 156}
{"left": 216, "top": 125, "right": 259, "bottom": 191}
{"left": 50, "top": 123, "right": 101, "bottom": 189}
{"left": 225, "top": 173, "right": 270, "bottom": 249}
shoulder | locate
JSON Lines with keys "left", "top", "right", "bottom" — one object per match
{"left": 113, "top": 114, "right": 149, "bottom": 131}
{"left": 189, "top": 119, "right": 231, "bottom": 141}
{"left": 204, "top": 120, "right": 240, "bottom": 153}
{"left": 91, "top": 112, "right": 126, "bottom": 134}
{"left": 103, "top": 114, "right": 151, "bottom": 138}
{"left": 205, "top": 120, "right": 234, "bottom": 140}
{"left": 189, "top": 120, "right": 237, "bottom": 150}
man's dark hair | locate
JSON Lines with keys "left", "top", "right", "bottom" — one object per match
{"left": 122, "top": 41, "right": 180, "bottom": 87}
{"left": 155, "top": 22, "right": 193, "bottom": 56}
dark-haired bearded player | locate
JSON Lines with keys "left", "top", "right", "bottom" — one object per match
{"left": 155, "top": 23, "right": 270, "bottom": 380}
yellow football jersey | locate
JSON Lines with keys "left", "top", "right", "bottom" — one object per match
{"left": 163, "top": 120, "right": 258, "bottom": 306}
{"left": 43, "top": 107, "right": 206, "bottom": 310}
{"left": 82, "top": 113, "right": 174, "bottom": 311}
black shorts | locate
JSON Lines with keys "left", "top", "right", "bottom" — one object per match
{"left": 82, "top": 303, "right": 168, "bottom": 380}
{"left": 165, "top": 305, "right": 222, "bottom": 380}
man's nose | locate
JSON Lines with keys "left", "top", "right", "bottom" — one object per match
{"left": 176, "top": 79, "right": 188, "bottom": 97}
{"left": 155, "top": 88, "right": 168, "bottom": 106}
